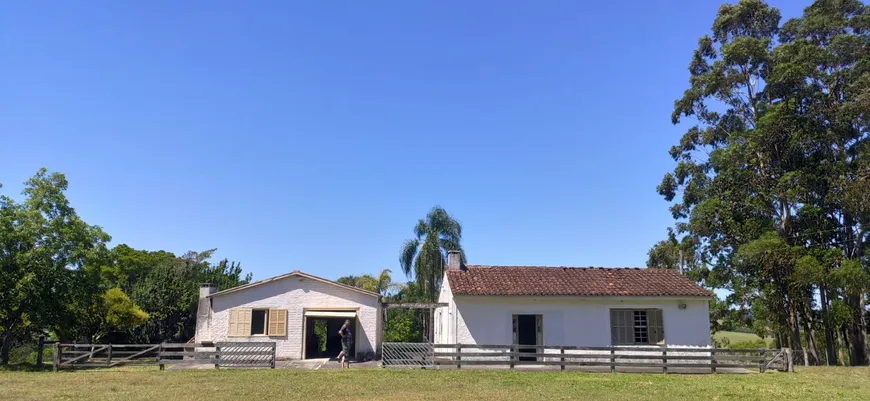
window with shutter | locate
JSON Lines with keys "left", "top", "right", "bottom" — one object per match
{"left": 238, "top": 308, "right": 253, "bottom": 336}
{"left": 610, "top": 309, "right": 664, "bottom": 345}
{"left": 649, "top": 309, "right": 664, "bottom": 344}
{"left": 228, "top": 308, "right": 258, "bottom": 337}
{"left": 610, "top": 310, "right": 634, "bottom": 345}
{"left": 228, "top": 309, "right": 239, "bottom": 336}
{"left": 268, "top": 309, "right": 287, "bottom": 336}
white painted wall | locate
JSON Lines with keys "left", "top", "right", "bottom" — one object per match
{"left": 438, "top": 295, "right": 710, "bottom": 347}
{"left": 435, "top": 275, "right": 454, "bottom": 344}
{"left": 196, "top": 275, "right": 381, "bottom": 360}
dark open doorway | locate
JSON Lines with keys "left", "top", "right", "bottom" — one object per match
{"left": 305, "top": 316, "right": 356, "bottom": 359}
{"left": 513, "top": 314, "right": 541, "bottom": 361}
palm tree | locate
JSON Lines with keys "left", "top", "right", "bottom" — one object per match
{"left": 336, "top": 269, "right": 402, "bottom": 296}
{"left": 399, "top": 206, "right": 465, "bottom": 303}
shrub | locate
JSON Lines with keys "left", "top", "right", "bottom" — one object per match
{"left": 729, "top": 339, "right": 767, "bottom": 350}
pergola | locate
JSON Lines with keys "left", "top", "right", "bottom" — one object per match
{"left": 381, "top": 302, "right": 447, "bottom": 342}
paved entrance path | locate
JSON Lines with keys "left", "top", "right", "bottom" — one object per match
{"left": 276, "top": 358, "right": 380, "bottom": 370}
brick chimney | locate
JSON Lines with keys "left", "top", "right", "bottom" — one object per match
{"left": 447, "top": 250, "right": 463, "bottom": 271}
{"left": 196, "top": 284, "right": 217, "bottom": 343}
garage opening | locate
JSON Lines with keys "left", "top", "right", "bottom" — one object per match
{"left": 304, "top": 311, "right": 356, "bottom": 360}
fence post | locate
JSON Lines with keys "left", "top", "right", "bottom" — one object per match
{"left": 510, "top": 344, "right": 515, "bottom": 369}
{"left": 215, "top": 345, "right": 221, "bottom": 370}
{"left": 610, "top": 348, "right": 615, "bottom": 373}
{"left": 53, "top": 343, "right": 59, "bottom": 372}
{"left": 759, "top": 349, "right": 766, "bottom": 373}
{"left": 456, "top": 344, "right": 462, "bottom": 369}
{"left": 560, "top": 346, "right": 565, "bottom": 372}
{"left": 36, "top": 335, "right": 45, "bottom": 369}
{"left": 271, "top": 343, "right": 276, "bottom": 369}
{"left": 711, "top": 349, "right": 716, "bottom": 374}
{"left": 107, "top": 344, "right": 113, "bottom": 368}
{"left": 662, "top": 344, "right": 667, "bottom": 374}
{"left": 159, "top": 344, "right": 165, "bottom": 371}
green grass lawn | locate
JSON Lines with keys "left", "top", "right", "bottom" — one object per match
{"left": 714, "top": 330, "right": 775, "bottom": 346}
{"left": 2, "top": 367, "right": 870, "bottom": 401}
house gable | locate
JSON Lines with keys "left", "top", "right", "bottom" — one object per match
{"left": 210, "top": 270, "right": 380, "bottom": 299}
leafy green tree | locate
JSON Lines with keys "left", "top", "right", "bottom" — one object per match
{"left": 383, "top": 282, "right": 426, "bottom": 342}
{"left": 99, "top": 288, "right": 149, "bottom": 342}
{"left": 0, "top": 169, "right": 110, "bottom": 364}
{"left": 399, "top": 206, "right": 465, "bottom": 303}
{"left": 656, "top": 0, "right": 870, "bottom": 365}
{"left": 126, "top": 249, "right": 249, "bottom": 343}
{"left": 337, "top": 269, "right": 400, "bottom": 296}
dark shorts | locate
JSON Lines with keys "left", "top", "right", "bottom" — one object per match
{"left": 341, "top": 340, "right": 353, "bottom": 353}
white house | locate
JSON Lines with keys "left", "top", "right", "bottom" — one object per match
{"left": 434, "top": 251, "right": 712, "bottom": 351}
{"left": 195, "top": 270, "right": 381, "bottom": 360}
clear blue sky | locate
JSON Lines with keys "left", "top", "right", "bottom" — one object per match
{"left": 1, "top": 1, "right": 804, "bottom": 282}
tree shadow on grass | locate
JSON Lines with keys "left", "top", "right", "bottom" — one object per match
{"left": 0, "top": 363, "right": 52, "bottom": 372}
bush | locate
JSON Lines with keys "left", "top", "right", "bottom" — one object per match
{"left": 7, "top": 343, "right": 53, "bottom": 365}
{"left": 728, "top": 339, "right": 767, "bottom": 350}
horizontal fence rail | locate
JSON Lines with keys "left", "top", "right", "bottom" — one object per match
{"left": 382, "top": 342, "right": 435, "bottom": 368}
{"left": 53, "top": 342, "right": 276, "bottom": 371}
{"left": 158, "top": 342, "right": 276, "bottom": 370}
{"left": 382, "top": 343, "right": 790, "bottom": 373}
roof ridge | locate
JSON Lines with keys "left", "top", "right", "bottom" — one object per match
{"left": 447, "top": 264, "right": 711, "bottom": 297}
{"left": 465, "top": 265, "right": 650, "bottom": 270}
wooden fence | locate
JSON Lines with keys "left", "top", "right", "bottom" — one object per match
{"left": 53, "top": 342, "right": 276, "bottom": 370}
{"left": 158, "top": 342, "right": 276, "bottom": 370}
{"left": 383, "top": 343, "right": 790, "bottom": 373}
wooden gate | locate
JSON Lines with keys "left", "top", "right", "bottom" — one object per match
{"left": 54, "top": 344, "right": 161, "bottom": 370}
{"left": 158, "top": 342, "right": 276, "bottom": 369}
{"left": 54, "top": 342, "right": 277, "bottom": 370}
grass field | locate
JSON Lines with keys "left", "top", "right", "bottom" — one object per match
{"left": 2, "top": 367, "right": 870, "bottom": 400}
{"left": 713, "top": 330, "right": 774, "bottom": 346}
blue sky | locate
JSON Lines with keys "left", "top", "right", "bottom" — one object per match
{"left": 1, "top": 1, "right": 804, "bottom": 282}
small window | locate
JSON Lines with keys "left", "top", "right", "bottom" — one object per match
{"left": 251, "top": 310, "right": 268, "bottom": 335}
{"left": 633, "top": 310, "right": 648, "bottom": 344}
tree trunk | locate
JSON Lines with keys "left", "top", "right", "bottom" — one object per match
{"left": 801, "top": 308, "right": 820, "bottom": 366}
{"left": 788, "top": 299, "right": 802, "bottom": 352}
{"left": 820, "top": 283, "right": 836, "bottom": 365}
{"left": 838, "top": 326, "right": 848, "bottom": 366}
{"left": 847, "top": 295, "right": 869, "bottom": 366}
{"left": 0, "top": 329, "right": 13, "bottom": 366}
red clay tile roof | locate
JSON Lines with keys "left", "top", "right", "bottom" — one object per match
{"left": 446, "top": 266, "right": 712, "bottom": 297}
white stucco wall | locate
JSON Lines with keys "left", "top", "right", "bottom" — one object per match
{"left": 441, "top": 295, "right": 710, "bottom": 348}
{"left": 196, "top": 275, "right": 381, "bottom": 360}
{"left": 435, "top": 274, "right": 455, "bottom": 345}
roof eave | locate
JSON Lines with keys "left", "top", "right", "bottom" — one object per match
{"left": 208, "top": 271, "right": 380, "bottom": 299}
{"left": 452, "top": 294, "right": 714, "bottom": 299}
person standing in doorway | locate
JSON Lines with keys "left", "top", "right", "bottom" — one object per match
{"left": 337, "top": 320, "right": 353, "bottom": 368}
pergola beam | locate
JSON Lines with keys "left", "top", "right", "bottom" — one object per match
{"left": 382, "top": 302, "right": 447, "bottom": 309}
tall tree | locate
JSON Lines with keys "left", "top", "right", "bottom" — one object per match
{"left": 337, "top": 269, "right": 400, "bottom": 296}
{"left": 656, "top": 0, "right": 870, "bottom": 365}
{"left": 0, "top": 169, "right": 110, "bottom": 364}
{"left": 399, "top": 206, "right": 465, "bottom": 303}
